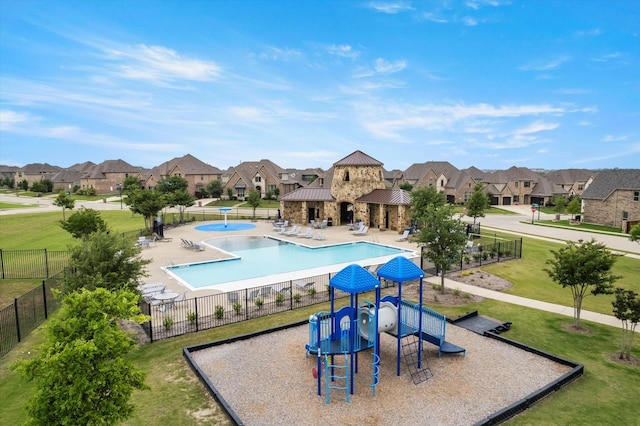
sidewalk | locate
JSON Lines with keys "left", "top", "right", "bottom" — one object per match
{"left": 426, "top": 277, "right": 630, "bottom": 331}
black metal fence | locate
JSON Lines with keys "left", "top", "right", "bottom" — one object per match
{"left": 0, "top": 249, "right": 69, "bottom": 279}
{"left": 421, "top": 238, "right": 522, "bottom": 276}
{"left": 0, "top": 274, "right": 62, "bottom": 357}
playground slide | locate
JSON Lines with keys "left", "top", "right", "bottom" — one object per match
{"left": 358, "top": 301, "right": 398, "bottom": 340}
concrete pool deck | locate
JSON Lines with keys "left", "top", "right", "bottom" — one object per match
{"left": 140, "top": 221, "right": 419, "bottom": 297}
{"left": 140, "top": 219, "right": 624, "bottom": 331}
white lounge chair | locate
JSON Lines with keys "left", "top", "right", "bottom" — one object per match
{"left": 284, "top": 225, "right": 300, "bottom": 236}
{"left": 298, "top": 228, "right": 313, "bottom": 238}
{"left": 313, "top": 232, "right": 326, "bottom": 241}
{"left": 352, "top": 226, "right": 369, "bottom": 236}
{"left": 395, "top": 230, "right": 410, "bottom": 241}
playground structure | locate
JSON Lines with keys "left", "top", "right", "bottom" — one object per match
{"left": 305, "top": 256, "right": 466, "bottom": 403}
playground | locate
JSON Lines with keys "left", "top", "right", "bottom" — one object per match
{"left": 189, "top": 321, "right": 573, "bottom": 425}
{"left": 188, "top": 260, "right": 575, "bottom": 424}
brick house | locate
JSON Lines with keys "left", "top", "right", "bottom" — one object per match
{"left": 581, "top": 169, "right": 640, "bottom": 231}
{"left": 144, "top": 154, "right": 222, "bottom": 197}
{"left": 544, "top": 169, "right": 595, "bottom": 197}
{"left": 79, "top": 159, "right": 144, "bottom": 194}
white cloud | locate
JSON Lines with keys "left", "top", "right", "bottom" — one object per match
{"left": 603, "top": 134, "right": 628, "bottom": 142}
{"left": 590, "top": 52, "right": 623, "bottom": 62}
{"left": 104, "top": 44, "right": 220, "bottom": 84}
{"left": 512, "top": 121, "right": 559, "bottom": 135}
{"left": 421, "top": 13, "right": 448, "bottom": 23}
{"left": 0, "top": 110, "right": 33, "bottom": 130}
{"left": 575, "top": 28, "right": 602, "bottom": 37}
{"left": 327, "top": 44, "right": 360, "bottom": 59}
{"left": 462, "top": 17, "right": 479, "bottom": 26}
{"left": 519, "top": 56, "right": 569, "bottom": 71}
{"left": 366, "top": 1, "right": 414, "bottom": 14}
{"left": 257, "top": 46, "right": 303, "bottom": 62}
{"left": 374, "top": 58, "right": 407, "bottom": 74}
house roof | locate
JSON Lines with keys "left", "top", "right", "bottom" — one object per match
{"left": 334, "top": 150, "right": 383, "bottom": 167}
{"left": 356, "top": 189, "right": 411, "bottom": 205}
{"left": 581, "top": 169, "right": 640, "bottom": 200}
{"left": 152, "top": 154, "right": 222, "bottom": 177}
{"left": 17, "top": 163, "right": 63, "bottom": 174}
{"left": 544, "top": 168, "right": 594, "bottom": 185}
{"left": 403, "top": 161, "right": 459, "bottom": 181}
{"left": 82, "top": 159, "right": 143, "bottom": 179}
{"left": 279, "top": 187, "right": 335, "bottom": 201}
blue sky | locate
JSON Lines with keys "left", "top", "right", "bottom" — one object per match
{"left": 1, "top": 1, "right": 638, "bottom": 172}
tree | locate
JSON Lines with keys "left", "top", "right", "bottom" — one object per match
{"left": 122, "top": 175, "right": 142, "bottom": 193}
{"left": 552, "top": 196, "right": 567, "bottom": 216}
{"left": 273, "top": 187, "right": 280, "bottom": 200}
{"left": 206, "top": 179, "right": 224, "bottom": 198}
{"left": 53, "top": 191, "right": 75, "bottom": 221}
{"left": 466, "top": 183, "right": 489, "bottom": 224}
{"left": 611, "top": 287, "right": 640, "bottom": 360}
{"left": 567, "top": 197, "right": 581, "bottom": 220}
{"left": 19, "top": 179, "right": 28, "bottom": 190}
{"left": 156, "top": 176, "right": 195, "bottom": 222}
{"left": 125, "top": 188, "right": 167, "bottom": 232}
{"left": 226, "top": 187, "right": 233, "bottom": 200}
{"left": 399, "top": 182, "right": 413, "bottom": 192}
{"left": 410, "top": 186, "right": 446, "bottom": 224}
{"left": 61, "top": 230, "right": 150, "bottom": 295}
{"left": 629, "top": 223, "right": 640, "bottom": 244}
{"left": 14, "top": 288, "right": 149, "bottom": 425}
{"left": 60, "top": 208, "right": 107, "bottom": 240}
{"left": 544, "top": 239, "right": 620, "bottom": 329}
{"left": 246, "top": 189, "right": 261, "bottom": 219}
{"left": 413, "top": 204, "right": 467, "bottom": 293}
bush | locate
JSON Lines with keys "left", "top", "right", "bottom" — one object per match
{"left": 214, "top": 305, "right": 224, "bottom": 320}
{"left": 254, "top": 297, "right": 264, "bottom": 309}
{"left": 163, "top": 317, "right": 174, "bottom": 330}
{"left": 293, "top": 293, "right": 302, "bottom": 303}
{"left": 275, "top": 293, "right": 285, "bottom": 305}
{"left": 233, "top": 303, "right": 242, "bottom": 315}
{"left": 187, "top": 311, "right": 198, "bottom": 324}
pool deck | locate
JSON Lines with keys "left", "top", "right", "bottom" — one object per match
{"left": 140, "top": 221, "right": 418, "bottom": 298}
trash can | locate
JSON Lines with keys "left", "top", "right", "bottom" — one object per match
{"left": 327, "top": 217, "right": 333, "bottom": 227}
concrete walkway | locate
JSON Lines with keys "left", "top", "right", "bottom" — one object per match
{"left": 426, "top": 277, "right": 629, "bottom": 331}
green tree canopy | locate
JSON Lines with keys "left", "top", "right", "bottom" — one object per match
{"left": 157, "top": 176, "right": 195, "bottom": 222}
{"left": 53, "top": 191, "right": 75, "bottom": 221}
{"left": 629, "top": 223, "right": 640, "bottom": 244}
{"left": 61, "top": 230, "right": 150, "bottom": 295}
{"left": 552, "top": 196, "right": 567, "bottom": 215}
{"left": 399, "top": 182, "right": 413, "bottom": 192}
{"left": 567, "top": 197, "right": 581, "bottom": 219}
{"left": 14, "top": 288, "right": 148, "bottom": 426}
{"left": 125, "top": 188, "right": 167, "bottom": 232}
{"left": 246, "top": 189, "right": 261, "bottom": 218}
{"left": 413, "top": 204, "right": 467, "bottom": 293}
{"left": 611, "top": 287, "right": 640, "bottom": 360}
{"left": 122, "top": 175, "right": 142, "bottom": 193}
{"left": 206, "top": 179, "right": 223, "bottom": 198}
{"left": 545, "top": 239, "right": 620, "bottom": 329}
{"left": 60, "top": 208, "right": 107, "bottom": 240}
{"left": 465, "top": 182, "right": 489, "bottom": 224}
{"left": 410, "top": 186, "right": 446, "bottom": 225}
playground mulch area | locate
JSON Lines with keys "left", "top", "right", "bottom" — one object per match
{"left": 190, "top": 323, "right": 573, "bottom": 425}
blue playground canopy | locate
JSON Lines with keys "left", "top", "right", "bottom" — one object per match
{"left": 376, "top": 256, "right": 424, "bottom": 283}
{"left": 329, "top": 264, "right": 379, "bottom": 293}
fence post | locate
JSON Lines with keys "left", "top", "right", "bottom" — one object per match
{"left": 1, "top": 248, "right": 4, "bottom": 279}
{"left": 45, "top": 248, "right": 49, "bottom": 278}
{"left": 194, "top": 297, "right": 199, "bottom": 332}
{"left": 42, "top": 280, "right": 49, "bottom": 319}
{"left": 14, "top": 299, "right": 21, "bottom": 342}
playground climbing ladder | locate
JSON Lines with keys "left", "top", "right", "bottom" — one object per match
{"left": 324, "top": 354, "right": 350, "bottom": 404}
{"left": 401, "top": 335, "right": 433, "bottom": 385}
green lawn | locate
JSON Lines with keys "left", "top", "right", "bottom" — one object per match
{"left": 0, "top": 212, "right": 639, "bottom": 424}
{"left": 535, "top": 219, "right": 624, "bottom": 235}
{"left": 0, "top": 202, "right": 39, "bottom": 210}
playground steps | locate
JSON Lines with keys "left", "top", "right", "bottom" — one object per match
{"left": 401, "top": 335, "right": 433, "bottom": 385}
{"left": 324, "top": 354, "right": 350, "bottom": 404}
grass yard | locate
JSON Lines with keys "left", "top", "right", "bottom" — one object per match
{"left": 0, "top": 211, "right": 638, "bottom": 424}
{"left": 535, "top": 220, "right": 624, "bottom": 235}
{"left": 0, "top": 202, "right": 39, "bottom": 210}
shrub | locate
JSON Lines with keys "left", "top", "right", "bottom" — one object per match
{"left": 255, "top": 297, "right": 264, "bottom": 309}
{"left": 293, "top": 293, "right": 302, "bottom": 303}
{"left": 233, "top": 302, "right": 242, "bottom": 315}
{"left": 214, "top": 305, "right": 224, "bottom": 320}
{"left": 163, "top": 317, "right": 174, "bottom": 330}
{"left": 453, "top": 288, "right": 461, "bottom": 296}
{"left": 307, "top": 288, "right": 316, "bottom": 298}
{"left": 463, "top": 256, "right": 471, "bottom": 264}
{"left": 187, "top": 311, "right": 198, "bottom": 324}
{"left": 275, "top": 293, "right": 285, "bottom": 305}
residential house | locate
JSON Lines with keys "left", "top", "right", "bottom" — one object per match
{"left": 79, "top": 159, "right": 144, "bottom": 194}
{"left": 481, "top": 166, "right": 562, "bottom": 206}
{"left": 222, "top": 159, "right": 309, "bottom": 200}
{"left": 544, "top": 169, "right": 595, "bottom": 197}
{"left": 400, "top": 161, "right": 476, "bottom": 204}
{"left": 13, "top": 163, "right": 62, "bottom": 188}
{"left": 144, "top": 154, "right": 222, "bottom": 197}
{"left": 581, "top": 169, "right": 640, "bottom": 231}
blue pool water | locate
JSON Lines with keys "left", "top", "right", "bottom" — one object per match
{"left": 195, "top": 223, "right": 256, "bottom": 232}
{"left": 166, "top": 236, "right": 411, "bottom": 289}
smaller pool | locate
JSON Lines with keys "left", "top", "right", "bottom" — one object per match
{"left": 195, "top": 223, "right": 256, "bottom": 232}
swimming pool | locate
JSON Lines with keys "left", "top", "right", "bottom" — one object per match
{"left": 165, "top": 236, "right": 416, "bottom": 291}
